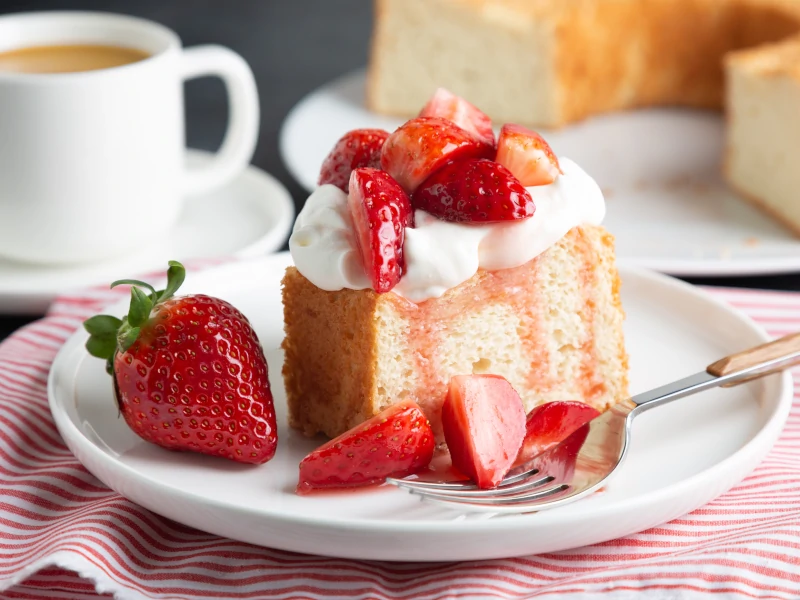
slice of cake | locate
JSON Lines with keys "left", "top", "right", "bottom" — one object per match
{"left": 724, "top": 34, "right": 800, "bottom": 235}
{"left": 282, "top": 91, "right": 628, "bottom": 441}
{"left": 284, "top": 224, "right": 626, "bottom": 439}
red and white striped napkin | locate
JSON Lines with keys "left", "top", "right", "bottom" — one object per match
{"left": 1, "top": 276, "right": 800, "bottom": 600}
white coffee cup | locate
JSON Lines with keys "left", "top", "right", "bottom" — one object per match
{"left": 0, "top": 11, "right": 260, "bottom": 265}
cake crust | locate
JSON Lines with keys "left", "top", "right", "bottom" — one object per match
{"left": 283, "top": 225, "right": 628, "bottom": 440}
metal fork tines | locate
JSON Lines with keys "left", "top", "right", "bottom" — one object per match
{"left": 384, "top": 330, "right": 800, "bottom": 514}
{"left": 387, "top": 468, "right": 570, "bottom": 506}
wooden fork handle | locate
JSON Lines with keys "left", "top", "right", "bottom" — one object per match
{"left": 707, "top": 332, "right": 800, "bottom": 381}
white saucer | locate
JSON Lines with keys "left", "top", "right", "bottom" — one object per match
{"left": 48, "top": 253, "right": 792, "bottom": 561}
{"left": 0, "top": 150, "right": 294, "bottom": 314}
{"left": 280, "top": 70, "right": 800, "bottom": 277}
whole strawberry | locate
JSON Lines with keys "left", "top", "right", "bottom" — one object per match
{"left": 83, "top": 261, "right": 277, "bottom": 464}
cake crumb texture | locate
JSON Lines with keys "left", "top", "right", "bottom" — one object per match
{"left": 282, "top": 225, "right": 628, "bottom": 440}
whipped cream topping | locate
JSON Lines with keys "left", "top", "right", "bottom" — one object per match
{"left": 289, "top": 158, "right": 606, "bottom": 302}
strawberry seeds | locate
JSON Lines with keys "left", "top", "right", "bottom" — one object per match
{"left": 316, "top": 88, "right": 561, "bottom": 294}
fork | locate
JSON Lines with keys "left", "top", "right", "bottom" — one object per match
{"left": 386, "top": 332, "right": 800, "bottom": 513}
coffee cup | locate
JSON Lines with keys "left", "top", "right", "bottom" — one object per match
{"left": 0, "top": 11, "right": 260, "bottom": 265}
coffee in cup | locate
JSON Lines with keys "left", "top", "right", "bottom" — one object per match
{"left": 0, "top": 43, "right": 150, "bottom": 74}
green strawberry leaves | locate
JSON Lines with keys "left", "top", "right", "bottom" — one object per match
{"left": 83, "top": 260, "right": 187, "bottom": 373}
{"left": 127, "top": 287, "right": 153, "bottom": 329}
{"left": 84, "top": 315, "right": 122, "bottom": 363}
{"left": 160, "top": 260, "right": 186, "bottom": 302}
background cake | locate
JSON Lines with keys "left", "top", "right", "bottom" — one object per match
{"left": 367, "top": 0, "right": 800, "bottom": 237}
{"left": 367, "top": 0, "right": 800, "bottom": 127}
{"left": 725, "top": 34, "right": 800, "bottom": 235}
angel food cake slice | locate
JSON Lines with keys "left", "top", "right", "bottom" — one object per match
{"left": 282, "top": 91, "right": 628, "bottom": 440}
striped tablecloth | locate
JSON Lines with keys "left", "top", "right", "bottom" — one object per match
{"left": 1, "top": 279, "right": 799, "bottom": 600}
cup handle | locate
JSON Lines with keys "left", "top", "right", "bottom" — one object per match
{"left": 179, "top": 45, "right": 260, "bottom": 196}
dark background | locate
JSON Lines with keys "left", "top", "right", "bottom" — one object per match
{"left": 1, "top": 0, "right": 799, "bottom": 344}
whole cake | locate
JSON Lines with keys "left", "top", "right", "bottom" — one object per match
{"left": 282, "top": 92, "right": 628, "bottom": 440}
{"left": 367, "top": 0, "right": 800, "bottom": 235}
{"left": 367, "top": 0, "right": 800, "bottom": 127}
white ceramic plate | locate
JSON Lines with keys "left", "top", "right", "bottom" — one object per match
{"left": 281, "top": 70, "right": 800, "bottom": 277}
{"left": 48, "top": 253, "right": 792, "bottom": 561}
{"left": 0, "top": 150, "right": 294, "bottom": 315}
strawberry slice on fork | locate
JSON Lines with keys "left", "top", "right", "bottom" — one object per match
{"left": 441, "top": 375, "right": 526, "bottom": 489}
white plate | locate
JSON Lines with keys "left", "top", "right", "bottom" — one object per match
{"left": 48, "top": 253, "right": 792, "bottom": 561}
{"left": 0, "top": 150, "right": 294, "bottom": 315}
{"left": 281, "top": 70, "right": 800, "bottom": 277}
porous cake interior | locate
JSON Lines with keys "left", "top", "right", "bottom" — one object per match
{"left": 282, "top": 225, "right": 628, "bottom": 440}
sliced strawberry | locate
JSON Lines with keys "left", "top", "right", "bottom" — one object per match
{"left": 348, "top": 168, "right": 413, "bottom": 293}
{"left": 380, "top": 117, "right": 493, "bottom": 194}
{"left": 523, "top": 422, "right": 591, "bottom": 484}
{"left": 412, "top": 158, "right": 534, "bottom": 223}
{"left": 419, "top": 88, "right": 495, "bottom": 147}
{"left": 441, "top": 375, "right": 526, "bottom": 489}
{"left": 297, "top": 400, "right": 435, "bottom": 494}
{"left": 318, "top": 128, "right": 390, "bottom": 192}
{"left": 495, "top": 124, "right": 561, "bottom": 186}
{"left": 515, "top": 401, "right": 600, "bottom": 466}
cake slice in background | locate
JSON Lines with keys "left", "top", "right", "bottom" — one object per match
{"left": 366, "top": 0, "right": 800, "bottom": 127}
{"left": 725, "top": 34, "right": 800, "bottom": 235}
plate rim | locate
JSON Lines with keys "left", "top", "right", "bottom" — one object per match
{"left": 0, "top": 150, "right": 295, "bottom": 311}
{"left": 279, "top": 68, "right": 800, "bottom": 278}
{"left": 279, "top": 69, "right": 365, "bottom": 193}
{"left": 47, "top": 253, "right": 793, "bottom": 542}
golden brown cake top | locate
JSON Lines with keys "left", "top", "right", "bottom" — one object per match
{"left": 727, "top": 33, "right": 800, "bottom": 79}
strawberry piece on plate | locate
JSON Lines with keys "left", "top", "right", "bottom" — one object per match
{"left": 83, "top": 261, "right": 278, "bottom": 465}
{"left": 380, "top": 117, "right": 493, "bottom": 193}
{"left": 348, "top": 168, "right": 413, "bottom": 293}
{"left": 495, "top": 124, "right": 561, "bottom": 186}
{"left": 413, "top": 158, "right": 534, "bottom": 223}
{"left": 441, "top": 375, "right": 526, "bottom": 489}
{"left": 524, "top": 422, "right": 591, "bottom": 484}
{"left": 318, "top": 128, "right": 389, "bottom": 191}
{"left": 419, "top": 88, "right": 495, "bottom": 147}
{"left": 515, "top": 401, "right": 600, "bottom": 466}
{"left": 297, "top": 400, "right": 435, "bottom": 494}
